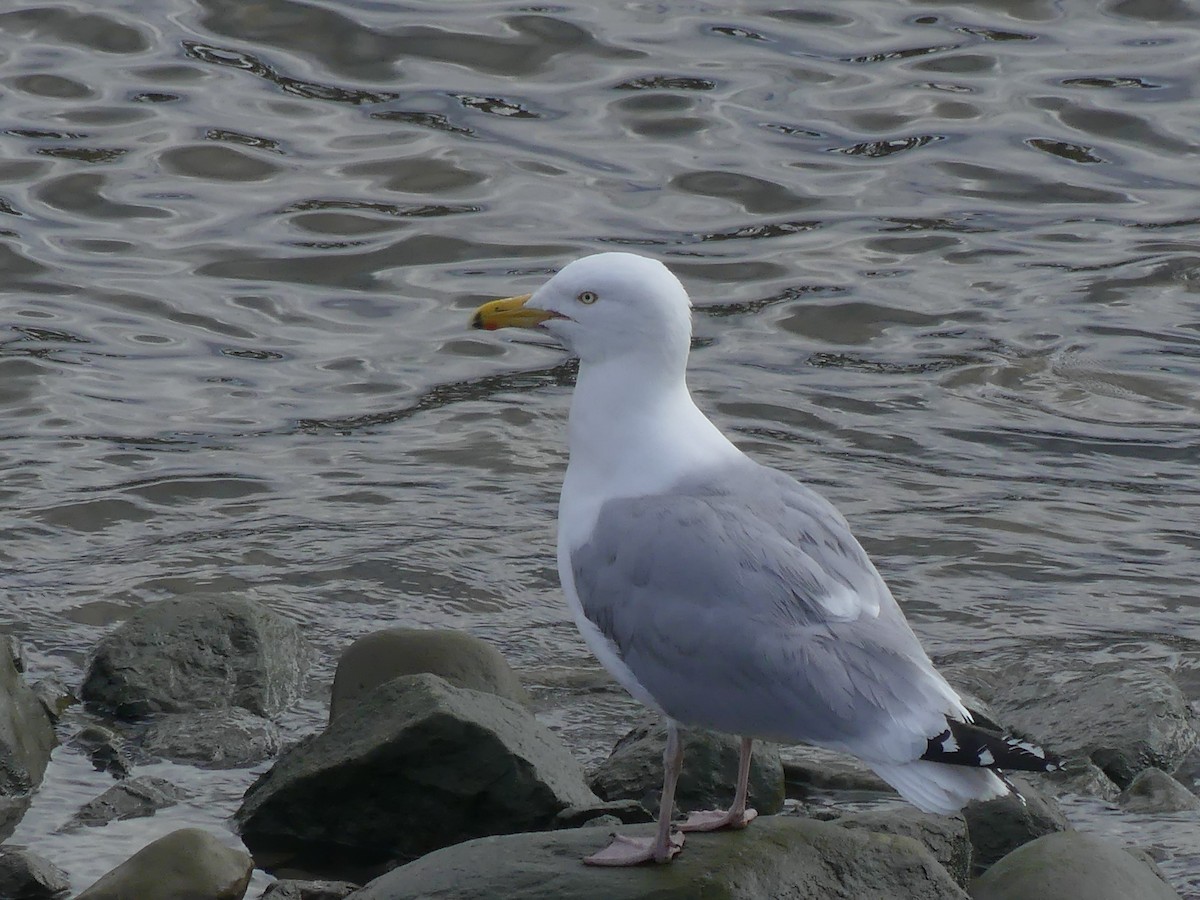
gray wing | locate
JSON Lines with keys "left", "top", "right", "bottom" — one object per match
{"left": 570, "top": 461, "right": 960, "bottom": 763}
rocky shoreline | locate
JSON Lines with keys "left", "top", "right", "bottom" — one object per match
{"left": 1, "top": 595, "right": 1196, "bottom": 899}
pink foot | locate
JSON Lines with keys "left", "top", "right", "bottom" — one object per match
{"left": 680, "top": 807, "right": 758, "bottom": 832}
{"left": 583, "top": 831, "right": 685, "bottom": 866}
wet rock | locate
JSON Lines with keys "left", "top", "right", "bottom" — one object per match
{"left": 67, "top": 774, "right": 185, "bottom": 829}
{"left": 143, "top": 708, "right": 281, "bottom": 768}
{"left": 31, "top": 677, "right": 74, "bottom": 723}
{"left": 75, "top": 827, "right": 253, "bottom": 900}
{"left": 779, "top": 743, "right": 893, "bottom": 797}
{"left": 952, "top": 658, "right": 1197, "bottom": 789}
{"left": 971, "top": 831, "right": 1181, "bottom": 900}
{"left": 81, "top": 594, "right": 311, "bottom": 719}
{"left": 68, "top": 724, "right": 132, "bottom": 778}
{"left": 347, "top": 815, "right": 969, "bottom": 899}
{"left": 553, "top": 798, "right": 652, "bottom": 828}
{"left": 237, "top": 673, "right": 598, "bottom": 875}
{"left": 588, "top": 720, "right": 785, "bottom": 817}
{"left": 1044, "top": 756, "right": 1120, "bottom": 801}
{"left": 1118, "top": 767, "right": 1200, "bottom": 813}
{"left": 0, "top": 637, "right": 56, "bottom": 840}
{"left": 260, "top": 879, "right": 359, "bottom": 900}
{"left": 0, "top": 846, "right": 70, "bottom": 899}
{"left": 817, "top": 805, "right": 972, "bottom": 887}
{"left": 330, "top": 628, "right": 528, "bottom": 722}
{"left": 962, "top": 775, "right": 1070, "bottom": 872}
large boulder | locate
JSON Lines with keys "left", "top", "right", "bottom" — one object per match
{"left": 951, "top": 658, "right": 1196, "bottom": 788}
{"left": 817, "top": 805, "right": 972, "bottom": 887}
{"left": 1117, "top": 767, "right": 1200, "bottom": 813}
{"left": 75, "top": 827, "right": 253, "bottom": 900}
{"left": 0, "top": 637, "right": 56, "bottom": 840}
{"left": 961, "top": 775, "right": 1070, "bottom": 873}
{"left": 588, "top": 721, "right": 785, "bottom": 817}
{"left": 0, "top": 847, "right": 70, "bottom": 899}
{"left": 237, "top": 673, "right": 598, "bottom": 875}
{"left": 971, "top": 831, "right": 1181, "bottom": 900}
{"left": 347, "top": 815, "right": 969, "bottom": 899}
{"left": 330, "top": 628, "right": 528, "bottom": 721}
{"left": 778, "top": 743, "right": 893, "bottom": 797}
{"left": 81, "top": 595, "right": 310, "bottom": 719}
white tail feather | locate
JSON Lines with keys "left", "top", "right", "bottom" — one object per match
{"left": 869, "top": 760, "right": 1009, "bottom": 814}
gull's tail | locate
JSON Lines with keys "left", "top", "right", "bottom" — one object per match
{"left": 870, "top": 719, "right": 1060, "bottom": 815}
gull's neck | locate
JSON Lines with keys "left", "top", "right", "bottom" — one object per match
{"left": 558, "top": 355, "right": 742, "bottom": 548}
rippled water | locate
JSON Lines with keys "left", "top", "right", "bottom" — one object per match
{"left": 2, "top": 0, "right": 1199, "bottom": 894}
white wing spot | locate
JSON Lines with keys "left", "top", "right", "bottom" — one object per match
{"left": 977, "top": 748, "right": 995, "bottom": 766}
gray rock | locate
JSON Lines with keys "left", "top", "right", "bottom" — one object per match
{"left": 0, "top": 637, "right": 56, "bottom": 840}
{"left": 330, "top": 628, "right": 528, "bottom": 722}
{"left": 1118, "top": 767, "right": 1200, "bottom": 813}
{"left": 971, "top": 830, "right": 1181, "bottom": 900}
{"left": 951, "top": 658, "right": 1197, "bottom": 789}
{"left": 553, "top": 798, "right": 653, "bottom": 828}
{"left": 778, "top": 743, "right": 893, "bottom": 796}
{"left": 75, "top": 827, "right": 253, "bottom": 900}
{"left": 237, "top": 673, "right": 599, "bottom": 873}
{"left": 962, "top": 775, "right": 1070, "bottom": 873}
{"left": 588, "top": 720, "right": 785, "bottom": 817}
{"left": 81, "top": 595, "right": 310, "bottom": 719}
{"left": 143, "top": 708, "right": 281, "bottom": 768}
{"left": 30, "top": 677, "right": 74, "bottom": 723}
{"left": 1044, "top": 756, "right": 1120, "bottom": 801}
{"left": 67, "top": 724, "right": 132, "bottom": 778}
{"left": 260, "top": 879, "right": 359, "bottom": 900}
{"left": 0, "top": 847, "right": 70, "bottom": 899}
{"left": 347, "top": 815, "right": 969, "bottom": 899}
{"left": 818, "top": 805, "right": 972, "bottom": 887}
{"left": 67, "top": 775, "right": 185, "bottom": 830}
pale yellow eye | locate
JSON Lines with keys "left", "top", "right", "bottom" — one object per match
{"left": 577, "top": 290, "right": 598, "bottom": 305}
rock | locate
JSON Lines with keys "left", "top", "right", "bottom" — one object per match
{"left": 588, "top": 720, "right": 785, "bottom": 817}
{"left": 778, "top": 744, "right": 894, "bottom": 797}
{"left": 1044, "top": 756, "right": 1120, "bottom": 801}
{"left": 67, "top": 775, "right": 185, "bottom": 829}
{"left": 818, "top": 805, "right": 972, "bottom": 887}
{"left": 260, "top": 879, "right": 359, "bottom": 900}
{"left": 347, "top": 815, "right": 969, "bottom": 899}
{"left": 951, "top": 658, "right": 1197, "bottom": 789}
{"left": 75, "top": 827, "right": 253, "bottom": 900}
{"left": 1118, "top": 767, "right": 1200, "bottom": 813}
{"left": 81, "top": 595, "right": 311, "bottom": 719}
{"left": 0, "top": 636, "right": 56, "bottom": 840}
{"left": 68, "top": 724, "right": 132, "bottom": 778}
{"left": 962, "top": 775, "right": 1070, "bottom": 873}
{"left": 330, "top": 628, "right": 528, "bottom": 722}
{"left": 553, "top": 798, "right": 652, "bottom": 828}
{"left": 971, "top": 831, "right": 1181, "bottom": 900}
{"left": 143, "top": 708, "right": 281, "bottom": 768}
{"left": 0, "top": 846, "right": 70, "bottom": 898}
{"left": 31, "top": 677, "right": 74, "bottom": 723}
{"left": 237, "top": 673, "right": 598, "bottom": 875}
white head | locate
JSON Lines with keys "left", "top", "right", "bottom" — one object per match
{"left": 473, "top": 252, "right": 693, "bottom": 372}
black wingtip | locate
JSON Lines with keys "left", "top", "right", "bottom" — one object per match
{"left": 922, "top": 719, "right": 1061, "bottom": 773}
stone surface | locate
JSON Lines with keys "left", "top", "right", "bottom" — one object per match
{"left": 950, "top": 658, "right": 1197, "bottom": 789}
{"left": 817, "top": 805, "right": 972, "bottom": 887}
{"left": 68, "top": 724, "right": 132, "bottom": 778}
{"left": 237, "top": 673, "right": 598, "bottom": 874}
{"left": 81, "top": 594, "right": 310, "bottom": 719}
{"left": 347, "top": 815, "right": 969, "bottom": 899}
{"left": 330, "top": 628, "right": 528, "bottom": 721}
{"left": 1118, "top": 767, "right": 1200, "bottom": 813}
{"left": 1044, "top": 756, "right": 1120, "bottom": 801}
{"left": 143, "top": 708, "right": 281, "bottom": 768}
{"left": 778, "top": 744, "right": 893, "bottom": 797}
{"left": 67, "top": 775, "right": 185, "bottom": 829}
{"left": 0, "top": 637, "right": 56, "bottom": 840}
{"left": 260, "top": 879, "right": 359, "bottom": 900}
{"left": 31, "top": 677, "right": 74, "bottom": 723}
{"left": 962, "top": 775, "right": 1070, "bottom": 873}
{"left": 588, "top": 720, "right": 785, "bottom": 817}
{"left": 75, "top": 827, "right": 253, "bottom": 900}
{"left": 0, "top": 846, "right": 70, "bottom": 899}
{"left": 971, "top": 831, "right": 1181, "bottom": 900}
{"left": 553, "top": 798, "right": 652, "bottom": 829}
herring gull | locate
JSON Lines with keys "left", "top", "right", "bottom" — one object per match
{"left": 471, "top": 252, "right": 1058, "bottom": 866}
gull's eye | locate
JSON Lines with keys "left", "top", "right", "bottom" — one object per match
{"left": 577, "top": 290, "right": 598, "bottom": 305}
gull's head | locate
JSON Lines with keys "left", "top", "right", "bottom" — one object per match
{"left": 472, "top": 252, "right": 692, "bottom": 369}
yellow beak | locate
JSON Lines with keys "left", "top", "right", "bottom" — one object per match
{"left": 471, "top": 294, "right": 561, "bottom": 331}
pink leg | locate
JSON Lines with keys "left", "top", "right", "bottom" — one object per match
{"left": 681, "top": 737, "right": 758, "bottom": 832}
{"left": 584, "top": 721, "right": 686, "bottom": 866}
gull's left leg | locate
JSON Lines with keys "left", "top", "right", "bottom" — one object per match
{"left": 681, "top": 736, "right": 759, "bottom": 832}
